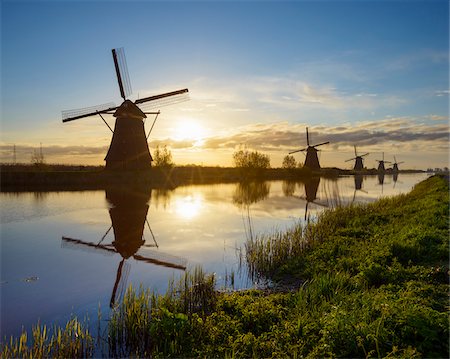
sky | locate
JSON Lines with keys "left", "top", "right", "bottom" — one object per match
{"left": 1, "top": 0, "right": 449, "bottom": 169}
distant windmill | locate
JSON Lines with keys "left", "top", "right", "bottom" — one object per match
{"left": 289, "top": 127, "right": 329, "bottom": 170}
{"left": 62, "top": 48, "right": 189, "bottom": 170}
{"left": 392, "top": 156, "right": 404, "bottom": 172}
{"left": 345, "top": 146, "right": 369, "bottom": 171}
{"left": 376, "top": 152, "right": 391, "bottom": 172}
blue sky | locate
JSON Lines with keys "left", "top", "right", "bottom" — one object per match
{"left": 1, "top": 0, "right": 449, "bottom": 168}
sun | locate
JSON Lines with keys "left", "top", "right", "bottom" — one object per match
{"left": 173, "top": 119, "right": 207, "bottom": 145}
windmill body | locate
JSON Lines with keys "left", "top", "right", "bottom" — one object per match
{"left": 289, "top": 127, "right": 329, "bottom": 170}
{"left": 105, "top": 101, "right": 152, "bottom": 170}
{"left": 62, "top": 48, "right": 188, "bottom": 171}
{"left": 304, "top": 147, "right": 321, "bottom": 169}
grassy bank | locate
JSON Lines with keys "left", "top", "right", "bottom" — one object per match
{"left": 1, "top": 176, "right": 448, "bottom": 358}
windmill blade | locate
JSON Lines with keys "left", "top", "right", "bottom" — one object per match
{"left": 110, "top": 259, "right": 131, "bottom": 308}
{"left": 306, "top": 127, "right": 310, "bottom": 146}
{"left": 62, "top": 102, "right": 117, "bottom": 122}
{"left": 354, "top": 145, "right": 358, "bottom": 157}
{"left": 360, "top": 153, "right": 369, "bottom": 157}
{"left": 112, "top": 48, "right": 132, "bottom": 100}
{"left": 133, "top": 247, "right": 187, "bottom": 270}
{"left": 345, "top": 158, "right": 356, "bottom": 162}
{"left": 135, "top": 88, "right": 189, "bottom": 112}
{"left": 397, "top": 161, "right": 405, "bottom": 164}
{"left": 312, "top": 141, "right": 330, "bottom": 148}
{"left": 394, "top": 155, "right": 397, "bottom": 164}
{"left": 61, "top": 236, "right": 117, "bottom": 256}
{"left": 289, "top": 148, "right": 307, "bottom": 155}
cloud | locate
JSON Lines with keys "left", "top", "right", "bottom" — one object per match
{"left": 197, "top": 118, "right": 449, "bottom": 153}
{"left": 435, "top": 90, "right": 450, "bottom": 97}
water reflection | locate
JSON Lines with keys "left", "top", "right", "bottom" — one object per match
{"left": 175, "top": 194, "right": 203, "bottom": 219}
{"left": 354, "top": 174, "right": 363, "bottom": 191}
{"left": 61, "top": 186, "right": 187, "bottom": 307}
{"left": 232, "top": 181, "right": 271, "bottom": 208}
{"left": 352, "top": 175, "right": 368, "bottom": 202}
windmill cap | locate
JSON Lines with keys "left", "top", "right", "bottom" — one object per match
{"left": 114, "top": 100, "right": 147, "bottom": 119}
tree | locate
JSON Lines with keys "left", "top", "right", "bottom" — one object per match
{"left": 31, "top": 145, "right": 45, "bottom": 166}
{"left": 153, "top": 145, "right": 174, "bottom": 168}
{"left": 232, "top": 149, "right": 270, "bottom": 169}
{"left": 282, "top": 155, "right": 297, "bottom": 169}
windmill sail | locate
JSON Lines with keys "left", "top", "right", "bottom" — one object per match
{"left": 112, "top": 48, "right": 132, "bottom": 100}
{"left": 136, "top": 88, "right": 190, "bottom": 111}
{"left": 62, "top": 102, "right": 117, "bottom": 122}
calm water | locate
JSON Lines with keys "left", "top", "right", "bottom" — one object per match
{"left": 0, "top": 173, "right": 429, "bottom": 338}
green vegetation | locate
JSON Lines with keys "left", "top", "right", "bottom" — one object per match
{"left": 1, "top": 176, "right": 448, "bottom": 358}
{"left": 281, "top": 154, "right": 297, "bottom": 169}
{"left": 153, "top": 145, "right": 174, "bottom": 168}
{"left": 233, "top": 148, "right": 271, "bottom": 177}
{"left": 1, "top": 318, "right": 93, "bottom": 358}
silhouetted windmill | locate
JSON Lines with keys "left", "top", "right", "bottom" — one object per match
{"left": 376, "top": 152, "right": 391, "bottom": 172}
{"left": 289, "top": 127, "right": 329, "bottom": 170}
{"left": 345, "top": 146, "right": 369, "bottom": 171}
{"left": 62, "top": 48, "right": 189, "bottom": 170}
{"left": 392, "top": 156, "right": 404, "bottom": 173}
{"left": 62, "top": 187, "right": 186, "bottom": 307}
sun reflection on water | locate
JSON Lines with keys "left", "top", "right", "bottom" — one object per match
{"left": 174, "top": 194, "right": 204, "bottom": 219}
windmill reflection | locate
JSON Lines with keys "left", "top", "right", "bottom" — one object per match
{"left": 62, "top": 186, "right": 186, "bottom": 308}
{"left": 303, "top": 177, "right": 325, "bottom": 220}
{"left": 352, "top": 174, "right": 367, "bottom": 202}
{"left": 282, "top": 177, "right": 327, "bottom": 220}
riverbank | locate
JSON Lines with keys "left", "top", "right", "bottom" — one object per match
{"left": 0, "top": 163, "right": 423, "bottom": 191}
{"left": 1, "top": 175, "right": 447, "bottom": 357}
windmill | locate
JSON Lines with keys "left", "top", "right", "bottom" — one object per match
{"left": 392, "top": 156, "right": 404, "bottom": 173}
{"left": 289, "top": 127, "right": 329, "bottom": 170}
{"left": 62, "top": 48, "right": 189, "bottom": 170}
{"left": 62, "top": 187, "right": 186, "bottom": 307}
{"left": 376, "top": 152, "right": 391, "bottom": 172}
{"left": 345, "top": 146, "right": 369, "bottom": 171}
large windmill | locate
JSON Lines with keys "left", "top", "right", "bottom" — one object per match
{"left": 345, "top": 146, "right": 369, "bottom": 171}
{"left": 376, "top": 152, "right": 391, "bottom": 172}
{"left": 289, "top": 127, "right": 329, "bottom": 170}
{"left": 62, "top": 48, "right": 189, "bottom": 170}
{"left": 62, "top": 187, "right": 186, "bottom": 307}
{"left": 392, "top": 156, "right": 404, "bottom": 172}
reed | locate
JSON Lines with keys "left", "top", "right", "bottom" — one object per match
{"left": 107, "top": 266, "right": 216, "bottom": 357}
{"left": 0, "top": 318, "right": 93, "bottom": 359}
{"left": 245, "top": 223, "right": 308, "bottom": 279}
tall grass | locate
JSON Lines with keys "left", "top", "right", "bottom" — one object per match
{"left": 1, "top": 318, "right": 93, "bottom": 358}
{"left": 107, "top": 266, "right": 216, "bottom": 357}
{"left": 245, "top": 223, "right": 307, "bottom": 280}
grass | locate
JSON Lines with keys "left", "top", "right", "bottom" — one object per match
{"left": 1, "top": 175, "right": 448, "bottom": 358}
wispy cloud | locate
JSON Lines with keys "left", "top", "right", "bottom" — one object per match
{"left": 197, "top": 117, "right": 449, "bottom": 153}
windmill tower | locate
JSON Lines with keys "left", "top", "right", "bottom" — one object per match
{"left": 345, "top": 146, "right": 369, "bottom": 171}
{"left": 289, "top": 127, "right": 329, "bottom": 170}
{"left": 376, "top": 152, "right": 391, "bottom": 172}
{"left": 62, "top": 48, "right": 189, "bottom": 170}
{"left": 392, "top": 156, "right": 404, "bottom": 173}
